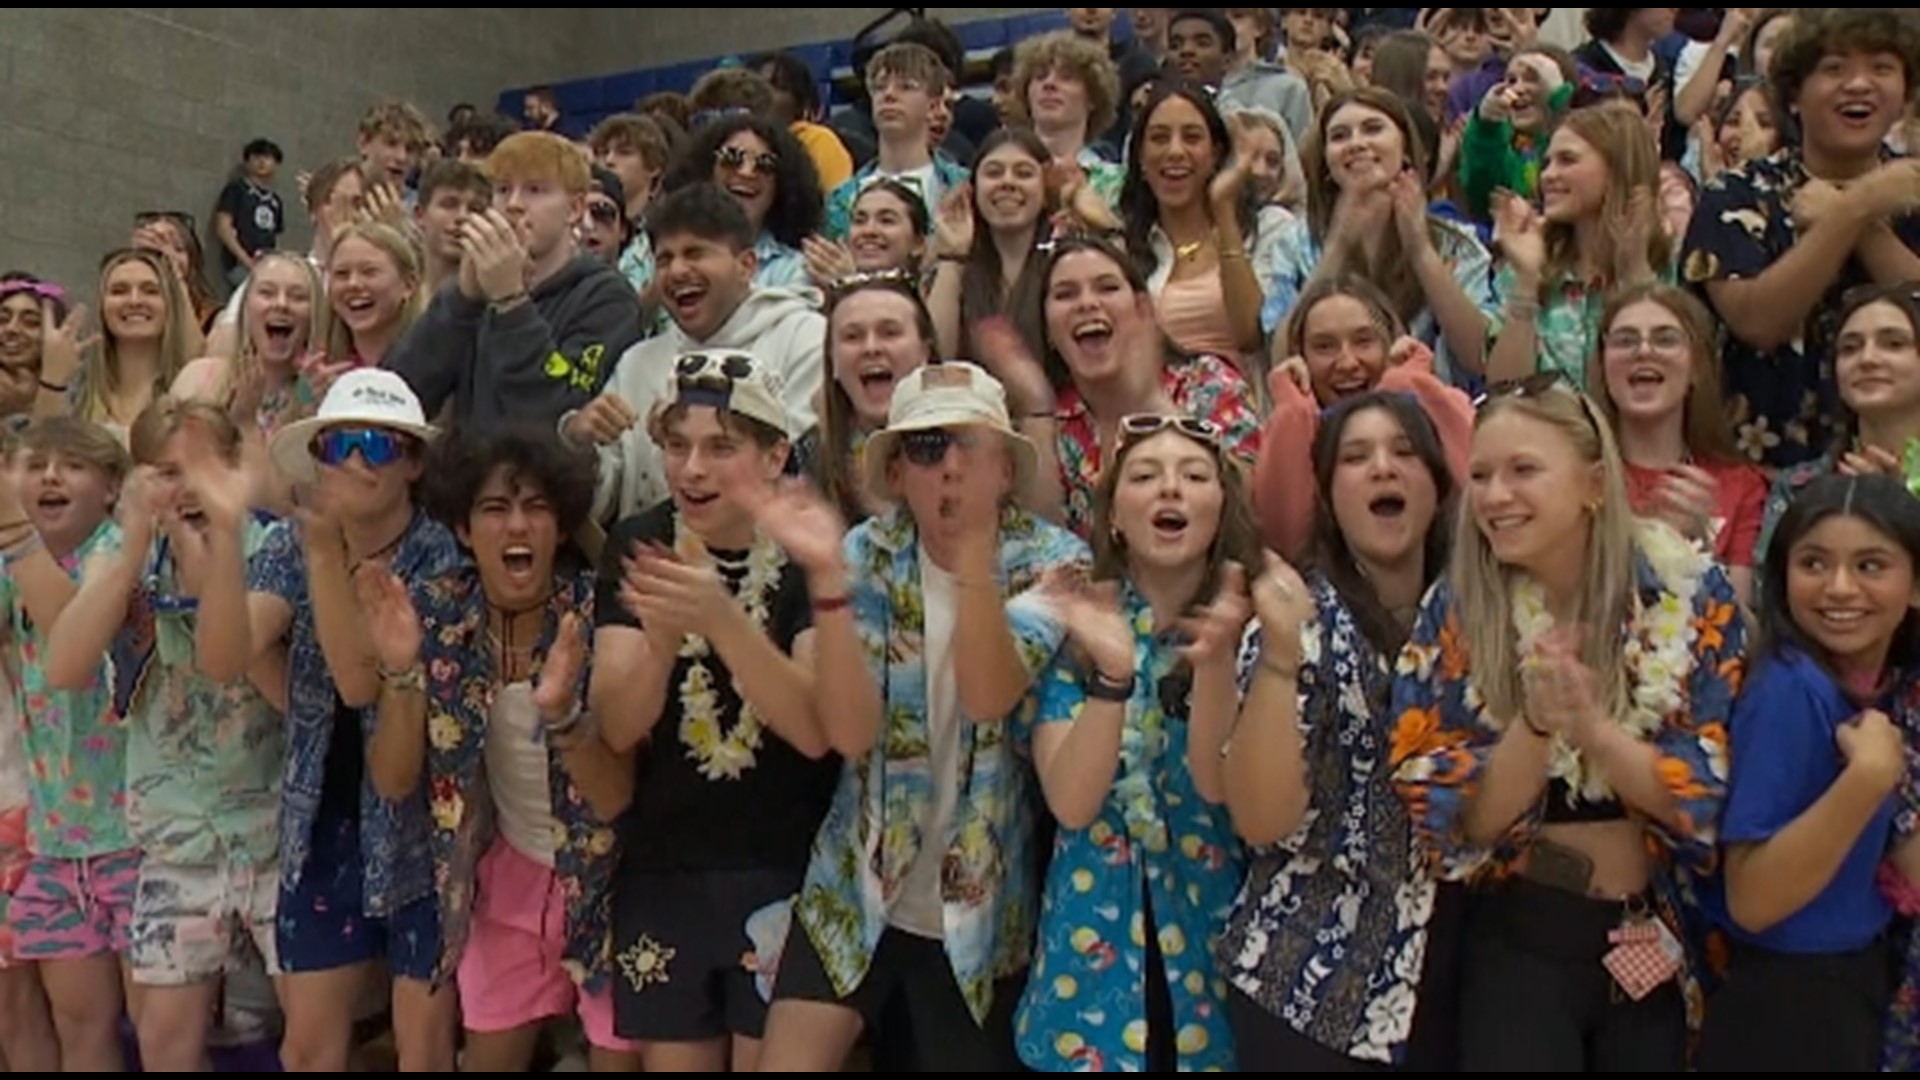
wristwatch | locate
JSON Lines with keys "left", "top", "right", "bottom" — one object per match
{"left": 1084, "top": 668, "right": 1136, "bottom": 703}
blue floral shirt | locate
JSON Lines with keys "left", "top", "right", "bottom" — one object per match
{"left": 1388, "top": 550, "right": 1746, "bottom": 1034}
{"left": 1218, "top": 577, "right": 1440, "bottom": 1065}
{"left": 1015, "top": 585, "right": 1244, "bottom": 1073}
{"left": 246, "top": 513, "right": 465, "bottom": 915}
{"left": 794, "top": 506, "right": 1086, "bottom": 1024}
{"left": 413, "top": 567, "right": 620, "bottom": 992}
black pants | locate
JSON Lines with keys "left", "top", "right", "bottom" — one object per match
{"left": 1459, "top": 881, "right": 1686, "bottom": 1071}
{"left": 1697, "top": 937, "right": 1892, "bottom": 1072}
{"left": 776, "top": 924, "right": 1025, "bottom": 1072}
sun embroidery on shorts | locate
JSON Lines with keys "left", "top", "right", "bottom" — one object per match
{"left": 618, "top": 934, "right": 677, "bottom": 992}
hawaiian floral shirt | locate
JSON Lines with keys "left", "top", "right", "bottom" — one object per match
{"left": 413, "top": 567, "right": 620, "bottom": 993}
{"left": 247, "top": 513, "right": 464, "bottom": 915}
{"left": 2, "top": 521, "right": 132, "bottom": 859}
{"left": 1219, "top": 577, "right": 1441, "bottom": 1066}
{"left": 1015, "top": 584, "right": 1244, "bottom": 1073}
{"left": 125, "top": 523, "right": 284, "bottom": 867}
{"left": 793, "top": 505, "right": 1086, "bottom": 1024}
{"left": 1052, "top": 355, "right": 1263, "bottom": 542}
{"left": 1682, "top": 146, "right": 1920, "bottom": 468}
{"left": 1488, "top": 263, "right": 1679, "bottom": 386}
{"left": 1388, "top": 557, "right": 1746, "bottom": 1033}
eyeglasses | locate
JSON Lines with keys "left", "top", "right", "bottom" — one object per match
{"left": 675, "top": 352, "right": 756, "bottom": 383}
{"left": 899, "top": 427, "right": 983, "bottom": 467}
{"left": 587, "top": 200, "right": 623, "bottom": 225}
{"left": 312, "top": 426, "right": 409, "bottom": 469}
{"left": 134, "top": 210, "right": 197, "bottom": 235}
{"left": 715, "top": 145, "right": 780, "bottom": 177}
{"left": 1118, "top": 414, "right": 1223, "bottom": 446}
{"left": 1602, "top": 328, "right": 1690, "bottom": 355}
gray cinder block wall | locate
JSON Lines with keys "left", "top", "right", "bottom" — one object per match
{"left": 0, "top": 6, "right": 1043, "bottom": 306}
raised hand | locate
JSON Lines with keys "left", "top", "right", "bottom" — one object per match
{"left": 464, "top": 209, "right": 532, "bottom": 303}
{"left": 533, "top": 612, "right": 588, "bottom": 724}
{"left": 1209, "top": 145, "right": 1254, "bottom": 217}
{"left": 291, "top": 481, "right": 349, "bottom": 567}
{"left": 1047, "top": 160, "right": 1121, "bottom": 233}
{"left": 802, "top": 235, "right": 856, "bottom": 289}
{"left": 624, "top": 545, "right": 733, "bottom": 639}
{"left": 299, "top": 351, "right": 359, "bottom": 405}
{"left": 1656, "top": 464, "right": 1720, "bottom": 543}
{"left": 932, "top": 183, "right": 976, "bottom": 261}
{"left": 1841, "top": 444, "right": 1905, "bottom": 479}
{"left": 565, "top": 393, "right": 641, "bottom": 447}
{"left": 1520, "top": 625, "right": 1602, "bottom": 740}
{"left": 1611, "top": 185, "right": 1659, "bottom": 283}
{"left": 175, "top": 412, "right": 252, "bottom": 529}
{"left": 971, "top": 316, "right": 1056, "bottom": 416}
{"left": 38, "top": 300, "right": 93, "bottom": 392}
{"left": 355, "top": 566, "right": 424, "bottom": 677}
{"left": 1056, "top": 579, "right": 1138, "bottom": 683}
{"left": 1178, "top": 561, "right": 1253, "bottom": 671}
{"left": 1491, "top": 189, "right": 1547, "bottom": 279}
{"left": 116, "top": 465, "right": 165, "bottom": 543}
{"left": 1268, "top": 355, "right": 1312, "bottom": 402}
{"left": 750, "top": 478, "right": 849, "bottom": 576}
{"left": 1857, "top": 159, "right": 1920, "bottom": 222}
{"left": 1837, "top": 709, "right": 1908, "bottom": 795}
{"left": 359, "top": 183, "right": 408, "bottom": 229}
{"left": 1250, "top": 552, "right": 1314, "bottom": 663}
{"left": 1389, "top": 169, "right": 1431, "bottom": 252}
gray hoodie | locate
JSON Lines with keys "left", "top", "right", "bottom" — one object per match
{"left": 1219, "top": 62, "right": 1314, "bottom": 145}
{"left": 583, "top": 286, "right": 824, "bottom": 523}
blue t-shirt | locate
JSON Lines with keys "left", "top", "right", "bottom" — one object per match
{"left": 1708, "top": 649, "right": 1897, "bottom": 954}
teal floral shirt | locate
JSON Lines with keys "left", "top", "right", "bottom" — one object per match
{"left": 1014, "top": 585, "right": 1243, "bottom": 1073}
{"left": 822, "top": 155, "right": 972, "bottom": 242}
{"left": 794, "top": 506, "right": 1087, "bottom": 1024}
{"left": 2, "top": 521, "right": 133, "bottom": 859}
{"left": 125, "top": 522, "right": 284, "bottom": 867}
{"left": 415, "top": 568, "right": 621, "bottom": 992}
{"left": 1489, "top": 264, "right": 1680, "bottom": 385}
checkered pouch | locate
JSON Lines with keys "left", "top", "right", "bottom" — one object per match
{"left": 1604, "top": 919, "right": 1683, "bottom": 1001}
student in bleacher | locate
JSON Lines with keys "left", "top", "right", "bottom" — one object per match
{"left": 662, "top": 114, "right": 823, "bottom": 292}
{"left": 927, "top": 128, "right": 1057, "bottom": 365}
{"left": 356, "top": 101, "right": 434, "bottom": 203}
{"left": 753, "top": 51, "right": 858, "bottom": 191}
{"left": 583, "top": 167, "right": 632, "bottom": 269}
{"left": 390, "top": 131, "right": 643, "bottom": 431}
{"left": 801, "top": 179, "right": 931, "bottom": 291}
{"left": 412, "top": 160, "right": 493, "bottom": 299}
{"left": 565, "top": 185, "right": 824, "bottom": 523}
{"left": 324, "top": 222, "right": 424, "bottom": 371}
{"left": 1010, "top": 30, "right": 1126, "bottom": 191}
{"left": 823, "top": 43, "right": 970, "bottom": 242}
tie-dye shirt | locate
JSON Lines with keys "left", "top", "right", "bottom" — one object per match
{"left": 1, "top": 521, "right": 132, "bottom": 859}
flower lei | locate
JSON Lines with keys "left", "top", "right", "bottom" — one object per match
{"left": 672, "top": 519, "right": 785, "bottom": 782}
{"left": 1511, "top": 525, "right": 1705, "bottom": 804}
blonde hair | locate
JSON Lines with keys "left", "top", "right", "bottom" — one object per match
{"left": 232, "top": 252, "right": 329, "bottom": 405}
{"left": 129, "top": 396, "right": 242, "bottom": 469}
{"left": 80, "top": 249, "right": 196, "bottom": 429}
{"left": 325, "top": 222, "right": 424, "bottom": 362}
{"left": 19, "top": 416, "right": 131, "bottom": 484}
{"left": 1588, "top": 282, "right": 1743, "bottom": 466}
{"left": 1537, "top": 105, "right": 1671, "bottom": 297}
{"left": 1452, "top": 387, "right": 1640, "bottom": 725}
{"left": 1011, "top": 31, "right": 1122, "bottom": 140}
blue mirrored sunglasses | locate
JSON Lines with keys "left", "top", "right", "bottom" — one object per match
{"left": 312, "top": 427, "right": 408, "bottom": 469}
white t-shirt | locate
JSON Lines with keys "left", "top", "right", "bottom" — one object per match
{"left": 486, "top": 683, "right": 560, "bottom": 867}
{"left": 1601, "top": 41, "right": 1660, "bottom": 84}
{"left": 888, "top": 551, "right": 964, "bottom": 940}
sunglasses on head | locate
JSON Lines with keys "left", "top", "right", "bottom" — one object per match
{"left": 675, "top": 352, "right": 756, "bottom": 384}
{"left": 311, "top": 426, "right": 409, "bottom": 469}
{"left": 715, "top": 145, "right": 779, "bottom": 176}
{"left": 827, "top": 267, "right": 921, "bottom": 301}
{"left": 1118, "top": 414, "right": 1223, "bottom": 446}
{"left": 899, "top": 427, "right": 984, "bottom": 467}
{"left": 1473, "top": 371, "right": 1602, "bottom": 432}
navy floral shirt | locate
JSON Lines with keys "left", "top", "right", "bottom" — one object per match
{"left": 247, "top": 513, "right": 464, "bottom": 916}
{"left": 1682, "top": 146, "right": 1920, "bottom": 468}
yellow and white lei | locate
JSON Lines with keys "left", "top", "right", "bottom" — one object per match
{"left": 1512, "top": 524, "right": 1705, "bottom": 804}
{"left": 673, "top": 520, "right": 785, "bottom": 782}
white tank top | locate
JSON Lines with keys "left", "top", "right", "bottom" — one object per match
{"left": 485, "top": 683, "right": 560, "bottom": 867}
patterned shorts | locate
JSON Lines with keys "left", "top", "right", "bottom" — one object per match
{"left": 130, "top": 859, "right": 281, "bottom": 986}
{"left": 9, "top": 848, "right": 142, "bottom": 961}
{"left": 0, "top": 806, "right": 29, "bottom": 967}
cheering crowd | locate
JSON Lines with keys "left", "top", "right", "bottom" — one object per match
{"left": 2, "top": 4, "right": 1920, "bottom": 1073}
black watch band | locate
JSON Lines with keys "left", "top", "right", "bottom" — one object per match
{"left": 1083, "top": 668, "right": 1136, "bottom": 703}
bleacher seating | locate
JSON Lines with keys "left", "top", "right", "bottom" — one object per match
{"left": 496, "top": 8, "right": 1101, "bottom": 131}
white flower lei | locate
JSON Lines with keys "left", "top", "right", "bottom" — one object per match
{"left": 1510, "top": 525, "right": 1705, "bottom": 804}
{"left": 673, "top": 519, "right": 784, "bottom": 782}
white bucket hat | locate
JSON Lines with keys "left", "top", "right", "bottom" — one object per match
{"left": 269, "top": 368, "right": 440, "bottom": 484}
{"left": 862, "top": 362, "right": 1037, "bottom": 497}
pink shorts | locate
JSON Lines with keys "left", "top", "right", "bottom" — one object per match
{"left": 0, "top": 807, "right": 29, "bottom": 967}
{"left": 9, "top": 848, "right": 141, "bottom": 962}
{"left": 458, "top": 838, "right": 633, "bottom": 1053}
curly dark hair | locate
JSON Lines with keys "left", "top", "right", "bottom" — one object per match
{"left": 1769, "top": 9, "right": 1920, "bottom": 118}
{"left": 663, "top": 114, "right": 823, "bottom": 250}
{"left": 422, "top": 426, "right": 596, "bottom": 542}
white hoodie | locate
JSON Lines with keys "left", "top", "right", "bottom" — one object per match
{"left": 585, "top": 286, "right": 825, "bottom": 523}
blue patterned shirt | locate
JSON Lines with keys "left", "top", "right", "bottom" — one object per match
{"left": 246, "top": 513, "right": 465, "bottom": 915}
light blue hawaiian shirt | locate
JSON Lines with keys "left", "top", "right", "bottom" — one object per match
{"left": 793, "top": 505, "right": 1087, "bottom": 1024}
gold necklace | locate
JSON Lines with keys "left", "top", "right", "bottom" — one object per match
{"left": 1175, "top": 238, "right": 1210, "bottom": 261}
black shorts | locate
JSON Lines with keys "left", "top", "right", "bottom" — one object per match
{"left": 774, "top": 921, "right": 1024, "bottom": 1071}
{"left": 1697, "top": 937, "right": 1894, "bottom": 1072}
{"left": 611, "top": 867, "right": 801, "bottom": 1043}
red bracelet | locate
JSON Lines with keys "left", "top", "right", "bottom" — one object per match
{"left": 812, "top": 594, "right": 852, "bottom": 614}
{"left": 1877, "top": 860, "right": 1920, "bottom": 917}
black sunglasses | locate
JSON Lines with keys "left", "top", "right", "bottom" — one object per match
{"left": 1473, "top": 371, "right": 1602, "bottom": 433}
{"left": 715, "top": 144, "right": 779, "bottom": 177}
{"left": 899, "top": 427, "right": 984, "bottom": 467}
{"left": 675, "top": 352, "right": 756, "bottom": 383}
{"left": 587, "top": 200, "right": 623, "bottom": 225}
{"left": 827, "top": 267, "right": 921, "bottom": 301}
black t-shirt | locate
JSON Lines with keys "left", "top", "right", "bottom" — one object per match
{"left": 318, "top": 696, "right": 363, "bottom": 817}
{"left": 596, "top": 503, "right": 839, "bottom": 875}
{"left": 216, "top": 178, "right": 285, "bottom": 269}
